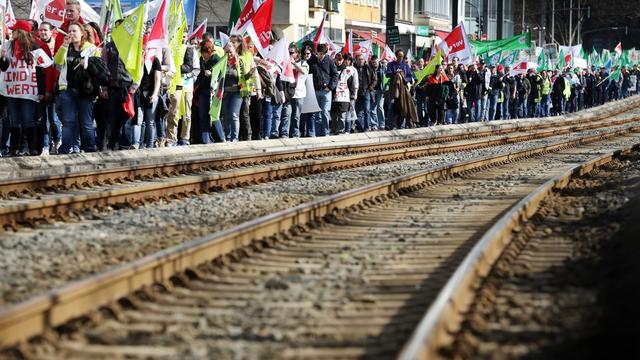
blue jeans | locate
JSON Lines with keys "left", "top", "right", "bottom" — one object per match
{"left": 469, "top": 98, "right": 482, "bottom": 122}
{"left": 355, "top": 91, "right": 371, "bottom": 131}
{"left": 6, "top": 97, "right": 36, "bottom": 128}
{"left": 369, "top": 89, "right": 384, "bottom": 130}
{"left": 445, "top": 109, "right": 458, "bottom": 124}
{"left": 139, "top": 95, "right": 158, "bottom": 148}
{"left": 501, "top": 98, "right": 510, "bottom": 120}
{"left": 42, "top": 101, "right": 61, "bottom": 148}
{"left": 303, "top": 113, "right": 315, "bottom": 137}
{"left": 261, "top": 99, "right": 272, "bottom": 139}
{"left": 198, "top": 89, "right": 225, "bottom": 143}
{"left": 269, "top": 102, "right": 283, "bottom": 138}
{"left": 0, "top": 115, "right": 9, "bottom": 151}
{"left": 59, "top": 90, "right": 96, "bottom": 153}
{"left": 222, "top": 91, "right": 242, "bottom": 141}
{"left": 123, "top": 116, "right": 141, "bottom": 147}
{"left": 541, "top": 95, "right": 551, "bottom": 117}
{"left": 517, "top": 98, "right": 527, "bottom": 118}
{"left": 488, "top": 91, "right": 499, "bottom": 121}
{"left": 315, "top": 89, "right": 332, "bottom": 136}
{"left": 282, "top": 98, "right": 303, "bottom": 137}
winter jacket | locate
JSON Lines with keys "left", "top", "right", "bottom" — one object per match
{"left": 308, "top": 54, "right": 339, "bottom": 91}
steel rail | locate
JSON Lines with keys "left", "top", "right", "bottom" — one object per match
{"left": 0, "top": 124, "right": 638, "bottom": 349}
{"left": 1, "top": 116, "right": 639, "bottom": 230}
{"left": 397, "top": 140, "right": 640, "bottom": 360}
{"left": 1, "top": 97, "right": 638, "bottom": 197}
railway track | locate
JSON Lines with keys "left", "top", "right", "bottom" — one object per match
{"left": 2, "top": 123, "right": 640, "bottom": 358}
{"left": 1, "top": 102, "right": 640, "bottom": 231}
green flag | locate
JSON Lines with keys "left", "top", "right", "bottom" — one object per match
{"left": 414, "top": 49, "right": 442, "bottom": 84}
{"left": 99, "top": 0, "right": 123, "bottom": 37}
{"left": 112, "top": 3, "right": 145, "bottom": 84}
{"left": 229, "top": 0, "right": 242, "bottom": 30}
{"left": 470, "top": 32, "right": 532, "bottom": 56}
{"left": 500, "top": 50, "right": 516, "bottom": 67}
{"left": 537, "top": 49, "right": 547, "bottom": 71}
{"left": 209, "top": 55, "right": 228, "bottom": 122}
{"left": 557, "top": 49, "right": 565, "bottom": 70}
{"left": 169, "top": 20, "right": 188, "bottom": 93}
{"left": 609, "top": 68, "right": 621, "bottom": 82}
{"left": 168, "top": 0, "right": 186, "bottom": 41}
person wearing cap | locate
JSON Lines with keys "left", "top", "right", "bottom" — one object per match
{"left": 0, "top": 20, "right": 48, "bottom": 156}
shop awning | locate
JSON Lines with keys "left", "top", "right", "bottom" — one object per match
{"left": 351, "top": 29, "right": 386, "bottom": 47}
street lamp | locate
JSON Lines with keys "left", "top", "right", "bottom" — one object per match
{"left": 531, "top": 26, "right": 546, "bottom": 46}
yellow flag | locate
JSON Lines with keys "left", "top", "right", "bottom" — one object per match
{"left": 415, "top": 49, "right": 442, "bottom": 84}
{"left": 112, "top": 3, "right": 145, "bottom": 84}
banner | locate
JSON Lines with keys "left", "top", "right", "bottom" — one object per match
{"left": 112, "top": 3, "right": 145, "bottom": 83}
{"left": 301, "top": 77, "right": 320, "bottom": 114}
{"left": 0, "top": 56, "right": 51, "bottom": 101}
{"left": 32, "top": 0, "right": 99, "bottom": 26}
{"left": 209, "top": 55, "right": 228, "bottom": 122}
{"left": 470, "top": 32, "right": 532, "bottom": 56}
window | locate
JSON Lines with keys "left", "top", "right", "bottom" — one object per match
{"left": 425, "top": 0, "right": 450, "bottom": 19}
{"left": 415, "top": 0, "right": 424, "bottom": 13}
{"left": 504, "top": 0, "right": 513, "bottom": 21}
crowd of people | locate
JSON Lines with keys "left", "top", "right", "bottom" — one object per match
{"left": 0, "top": 1, "right": 637, "bottom": 157}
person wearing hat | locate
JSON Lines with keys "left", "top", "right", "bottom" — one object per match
{"left": 0, "top": 20, "right": 47, "bottom": 156}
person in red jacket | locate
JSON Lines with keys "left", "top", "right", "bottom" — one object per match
{"left": 53, "top": 0, "right": 100, "bottom": 54}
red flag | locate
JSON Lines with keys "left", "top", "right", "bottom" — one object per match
{"left": 443, "top": 22, "right": 473, "bottom": 64}
{"left": 234, "top": 0, "right": 270, "bottom": 34}
{"left": 342, "top": 30, "right": 353, "bottom": 55}
{"left": 313, "top": 13, "right": 326, "bottom": 47}
{"left": 615, "top": 42, "right": 622, "bottom": 55}
{"left": 380, "top": 45, "right": 396, "bottom": 63}
{"left": 189, "top": 18, "right": 207, "bottom": 40}
{"left": 354, "top": 39, "right": 372, "bottom": 60}
{"left": 244, "top": 0, "right": 273, "bottom": 57}
{"left": 123, "top": 93, "right": 135, "bottom": 119}
{"left": 144, "top": 0, "right": 169, "bottom": 71}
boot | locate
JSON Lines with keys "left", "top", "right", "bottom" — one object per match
{"left": 9, "top": 127, "right": 21, "bottom": 156}
{"left": 25, "top": 127, "right": 38, "bottom": 156}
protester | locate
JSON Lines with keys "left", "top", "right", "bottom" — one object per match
{"left": 54, "top": 22, "right": 104, "bottom": 154}
{"left": 0, "top": 21, "right": 47, "bottom": 156}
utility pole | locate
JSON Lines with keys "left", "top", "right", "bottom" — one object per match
{"left": 577, "top": 0, "right": 581, "bottom": 44}
{"left": 386, "top": 0, "right": 395, "bottom": 29}
{"left": 569, "top": 0, "right": 572, "bottom": 46}
{"left": 521, "top": 0, "right": 525, "bottom": 32}
{"left": 551, "top": 0, "right": 555, "bottom": 44}
{"left": 452, "top": 0, "right": 459, "bottom": 30}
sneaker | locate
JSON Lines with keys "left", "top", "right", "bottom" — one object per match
{"left": 177, "top": 140, "right": 190, "bottom": 146}
{"left": 51, "top": 141, "right": 60, "bottom": 155}
{"left": 41, "top": 147, "right": 49, "bottom": 157}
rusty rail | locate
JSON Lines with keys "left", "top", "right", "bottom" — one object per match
{"left": 0, "top": 124, "right": 638, "bottom": 349}
{"left": 397, "top": 141, "right": 640, "bottom": 360}
{"left": 1, "top": 115, "right": 639, "bottom": 230}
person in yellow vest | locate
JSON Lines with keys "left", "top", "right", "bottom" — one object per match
{"left": 166, "top": 32, "right": 195, "bottom": 146}
{"left": 222, "top": 35, "right": 261, "bottom": 142}
{"left": 540, "top": 70, "right": 552, "bottom": 117}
